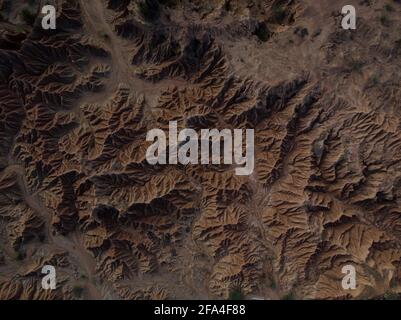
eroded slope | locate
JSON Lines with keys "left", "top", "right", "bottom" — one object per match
{"left": 1, "top": 0, "right": 401, "bottom": 299}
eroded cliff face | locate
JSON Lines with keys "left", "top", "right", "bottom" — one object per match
{"left": 1, "top": 0, "right": 401, "bottom": 300}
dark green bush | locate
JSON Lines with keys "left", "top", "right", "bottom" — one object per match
{"left": 72, "top": 285, "right": 84, "bottom": 298}
{"left": 271, "top": 4, "right": 286, "bottom": 24}
{"left": 228, "top": 286, "right": 244, "bottom": 300}
{"left": 158, "top": 0, "right": 180, "bottom": 8}
{"left": 138, "top": 0, "right": 160, "bottom": 20}
{"left": 20, "top": 8, "right": 36, "bottom": 26}
{"left": 254, "top": 22, "right": 271, "bottom": 42}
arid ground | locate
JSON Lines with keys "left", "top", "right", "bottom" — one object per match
{"left": 1, "top": 0, "right": 401, "bottom": 300}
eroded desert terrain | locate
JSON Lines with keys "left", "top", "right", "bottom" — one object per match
{"left": 1, "top": 0, "right": 401, "bottom": 299}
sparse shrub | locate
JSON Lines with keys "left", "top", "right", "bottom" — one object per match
{"left": 383, "top": 291, "right": 399, "bottom": 300}
{"left": 347, "top": 59, "right": 364, "bottom": 73}
{"left": 16, "top": 252, "right": 25, "bottom": 260}
{"left": 360, "top": 0, "right": 372, "bottom": 5}
{"left": 15, "top": 25, "right": 26, "bottom": 34}
{"left": 294, "top": 26, "right": 309, "bottom": 38}
{"left": 367, "top": 73, "right": 380, "bottom": 87}
{"left": 224, "top": 0, "right": 232, "bottom": 12}
{"left": 281, "top": 292, "right": 295, "bottom": 300}
{"left": 384, "top": 4, "right": 394, "bottom": 11}
{"left": 312, "top": 28, "right": 322, "bottom": 38}
{"left": 270, "top": 279, "right": 276, "bottom": 289}
{"left": 98, "top": 31, "right": 110, "bottom": 41}
{"left": 203, "top": 3, "right": 215, "bottom": 15}
{"left": 394, "top": 38, "right": 401, "bottom": 52}
{"left": 380, "top": 14, "right": 390, "bottom": 26}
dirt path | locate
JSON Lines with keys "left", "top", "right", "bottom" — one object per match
{"left": 4, "top": 156, "right": 103, "bottom": 299}
{"left": 78, "top": 0, "right": 188, "bottom": 108}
